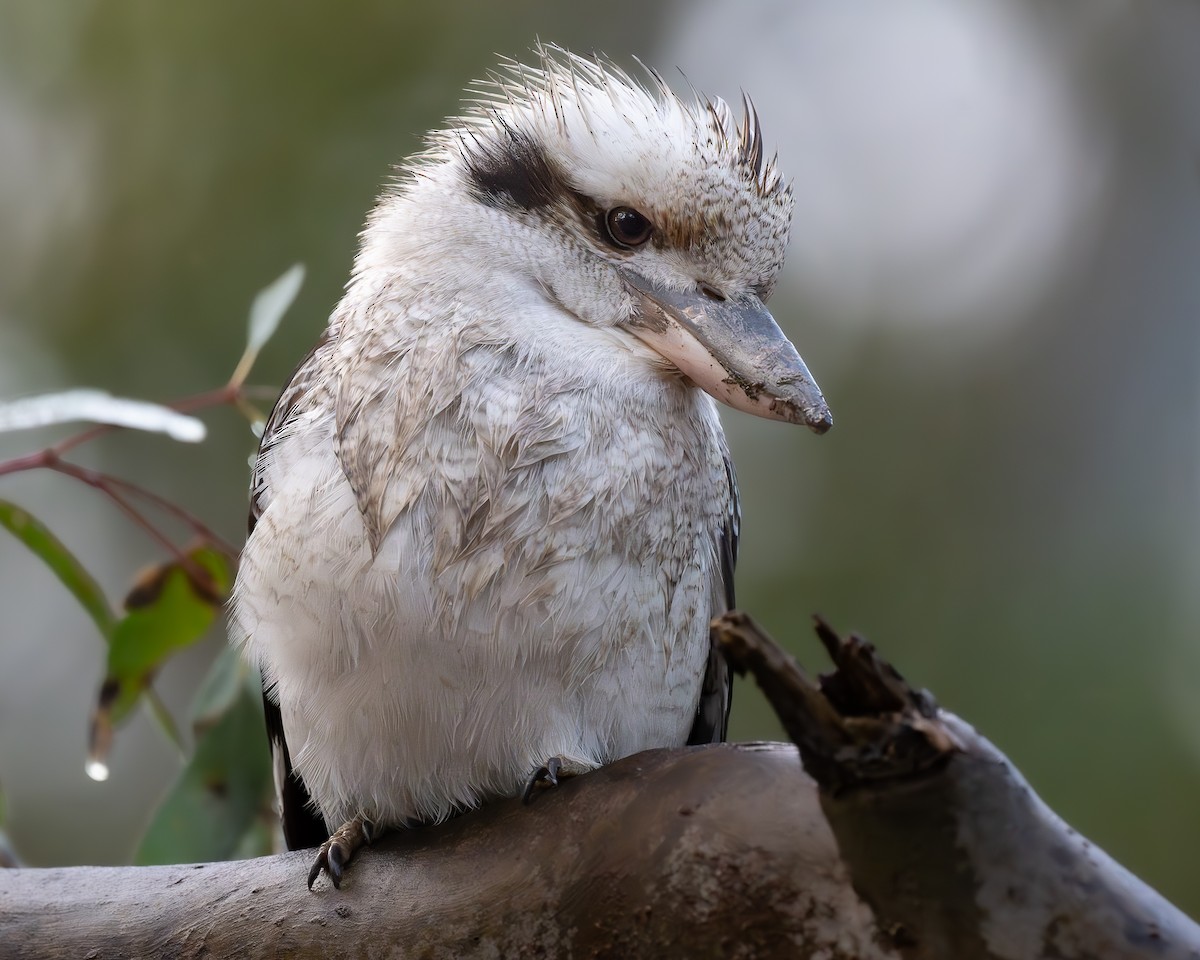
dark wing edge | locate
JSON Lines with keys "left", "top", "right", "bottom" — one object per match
{"left": 262, "top": 691, "right": 329, "bottom": 850}
{"left": 686, "top": 454, "right": 739, "bottom": 745}
{"left": 248, "top": 333, "right": 333, "bottom": 851}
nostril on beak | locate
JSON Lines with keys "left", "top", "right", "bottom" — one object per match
{"left": 698, "top": 282, "right": 726, "bottom": 302}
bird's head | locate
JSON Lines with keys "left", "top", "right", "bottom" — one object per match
{"left": 375, "top": 46, "right": 831, "bottom": 433}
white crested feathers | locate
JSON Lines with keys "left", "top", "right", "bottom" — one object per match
{"left": 355, "top": 46, "right": 794, "bottom": 310}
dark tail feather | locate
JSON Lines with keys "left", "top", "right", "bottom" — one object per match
{"left": 262, "top": 689, "right": 329, "bottom": 850}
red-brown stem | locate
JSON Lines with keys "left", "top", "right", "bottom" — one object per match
{"left": 104, "top": 475, "right": 239, "bottom": 558}
{"left": 46, "top": 459, "right": 200, "bottom": 569}
{"left": 0, "top": 379, "right": 261, "bottom": 591}
{"left": 0, "top": 449, "right": 50, "bottom": 479}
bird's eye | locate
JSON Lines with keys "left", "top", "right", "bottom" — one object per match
{"left": 603, "top": 207, "right": 654, "bottom": 249}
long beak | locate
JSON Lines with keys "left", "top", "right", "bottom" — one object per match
{"left": 622, "top": 272, "right": 832, "bottom": 433}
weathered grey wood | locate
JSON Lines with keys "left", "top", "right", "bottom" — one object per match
{"left": 714, "top": 612, "right": 1200, "bottom": 960}
{"left": 1, "top": 614, "right": 1196, "bottom": 959}
{"left": 0, "top": 744, "right": 886, "bottom": 960}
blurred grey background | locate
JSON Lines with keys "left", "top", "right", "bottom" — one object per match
{"left": 0, "top": 0, "right": 1197, "bottom": 915}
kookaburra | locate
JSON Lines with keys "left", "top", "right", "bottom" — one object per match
{"left": 230, "top": 47, "right": 831, "bottom": 887}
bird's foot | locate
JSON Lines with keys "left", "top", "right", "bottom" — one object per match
{"left": 522, "top": 756, "right": 562, "bottom": 804}
{"left": 521, "top": 756, "right": 591, "bottom": 804}
{"left": 307, "top": 815, "right": 375, "bottom": 890}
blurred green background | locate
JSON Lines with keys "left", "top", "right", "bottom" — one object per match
{"left": 0, "top": 0, "right": 1197, "bottom": 916}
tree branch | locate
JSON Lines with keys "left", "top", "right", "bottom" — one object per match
{"left": 2, "top": 616, "right": 1196, "bottom": 959}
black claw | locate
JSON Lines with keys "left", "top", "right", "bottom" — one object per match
{"left": 307, "top": 853, "right": 325, "bottom": 891}
{"left": 522, "top": 756, "right": 563, "bottom": 805}
{"left": 306, "top": 816, "right": 376, "bottom": 890}
{"left": 327, "top": 844, "right": 345, "bottom": 888}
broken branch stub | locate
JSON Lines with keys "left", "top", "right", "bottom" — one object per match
{"left": 713, "top": 610, "right": 1200, "bottom": 960}
{"left": 711, "top": 611, "right": 954, "bottom": 793}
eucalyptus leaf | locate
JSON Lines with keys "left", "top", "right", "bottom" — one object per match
{"left": 134, "top": 684, "right": 274, "bottom": 865}
{"left": 0, "top": 389, "right": 205, "bottom": 441}
{"left": 245, "top": 263, "right": 304, "bottom": 356}
{"left": 86, "top": 547, "right": 232, "bottom": 783}
{"left": 103, "top": 548, "right": 231, "bottom": 726}
{"left": 0, "top": 499, "right": 116, "bottom": 639}
{"left": 191, "top": 644, "right": 252, "bottom": 733}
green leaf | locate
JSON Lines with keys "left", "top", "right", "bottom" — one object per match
{"left": 0, "top": 499, "right": 116, "bottom": 639}
{"left": 230, "top": 814, "right": 275, "bottom": 861}
{"left": 190, "top": 644, "right": 251, "bottom": 733}
{"left": 230, "top": 263, "right": 304, "bottom": 386}
{"left": 104, "top": 547, "right": 232, "bottom": 725}
{"left": 135, "top": 683, "right": 274, "bottom": 865}
{"left": 143, "top": 688, "right": 186, "bottom": 756}
{"left": 87, "top": 547, "right": 233, "bottom": 779}
{"left": 246, "top": 263, "right": 304, "bottom": 356}
{"left": 0, "top": 389, "right": 205, "bottom": 442}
